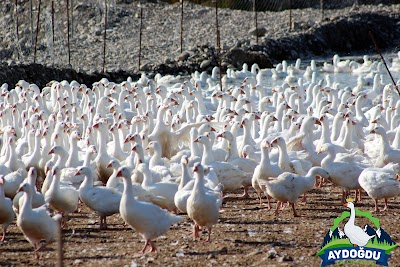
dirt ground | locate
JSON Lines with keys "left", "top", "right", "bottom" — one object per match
{"left": 1, "top": 183, "right": 400, "bottom": 267}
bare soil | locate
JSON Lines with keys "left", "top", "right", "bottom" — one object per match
{"left": 1, "top": 183, "right": 400, "bottom": 267}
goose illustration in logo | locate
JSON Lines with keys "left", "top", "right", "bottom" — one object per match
{"left": 318, "top": 197, "right": 397, "bottom": 266}
{"left": 343, "top": 198, "right": 375, "bottom": 247}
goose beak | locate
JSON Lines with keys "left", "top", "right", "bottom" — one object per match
{"left": 106, "top": 162, "right": 112, "bottom": 168}
{"left": 75, "top": 170, "right": 81, "bottom": 176}
{"left": 371, "top": 119, "right": 377, "bottom": 124}
{"left": 48, "top": 148, "right": 54, "bottom": 155}
{"left": 194, "top": 138, "right": 199, "bottom": 143}
{"left": 343, "top": 203, "right": 348, "bottom": 207}
{"left": 315, "top": 120, "right": 321, "bottom": 125}
{"left": 116, "top": 170, "right": 122, "bottom": 177}
{"left": 217, "top": 133, "right": 223, "bottom": 138}
{"left": 370, "top": 129, "right": 376, "bottom": 134}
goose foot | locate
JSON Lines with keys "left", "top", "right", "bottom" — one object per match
{"left": 239, "top": 187, "right": 249, "bottom": 198}
{"left": 205, "top": 226, "right": 212, "bottom": 242}
{"left": 140, "top": 240, "right": 157, "bottom": 254}
{"left": 374, "top": 199, "right": 380, "bottom": 212}
{"left": 382, "top": 199, "right": 388, "bottom": 211}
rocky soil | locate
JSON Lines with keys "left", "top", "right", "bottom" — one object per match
{"left": 0, "top": 1, "right": 400, "bottom": 87}
{"left": 2, "top": 185, "right": 400, "bottom": 267}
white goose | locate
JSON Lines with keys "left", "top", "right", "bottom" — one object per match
{"left": 76, "top": 166, "right": 121, "bottom": 229}
{"left": 194, "top": 135, "right": 245, "bottom": 193}
{"left": 358, "top": 164, "right": 400, "bottom": 212}
{"left": 251, "top": 139, "right": 283, "bottom": 206}
{"left": 318, "top": 143, "right": 363, "bottom": 203}
{"left": 0, "top": 175, "right": 14, "bottom": 241}
{"left": 118, "top": 166, "right": 183, "bottom": 253}
{"left": 137, "top": 162, "right": 178, "bottom": 213}
{"left": 217, "top": 131, "right": 258, "bottom": 197}
{"left": 173, "top": 155, "right": 194, "bottom": 213}
{"left": 260, "top": 167, "right": 330, "bottom": 217}
{"left": 3, "top": 168, "right": 25, "bottom": 199}
{"left": 187, "top": 163, "right": 221, "bottom": 242}
{"left": 344, "top": 200, "right": 375, "bottom": 247}
{"left": 16, "top": 182, "right": 62, "bottom": 259}
{"left": 13, "top": 167, "right": 45, "bottom": 214}
{"left": 44, "top": 166, "right": 79, "bottom": 223}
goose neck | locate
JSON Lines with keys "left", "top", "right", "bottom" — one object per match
{"left": 80, "top": 171, "right": 94, "bottom": 190}
{"left": 200, "top": 140, "right": 214, "bottom": 166}
{"left": 20, "top": 190, "right": 33, "bottom": 215}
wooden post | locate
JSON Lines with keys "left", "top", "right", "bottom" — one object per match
{"left": 30, "top": 0, "right": 33, "bottom": 46}
{"left": 214, "top": 0, "right": 222, "bottom": 91}
{"left": 57, "top": 220, "right": 63, "bottom": 267}
{"left": 253, "top": 0, "right": 258, "bottom": 44}
{"left": 34, "top": 0, "right": 41, "bottom": 64}
{"left": 321, "top": 0, "right": 324, "bottom": 21}
{"left": 180, "top": 0, "right": 184, "bottom": 53}
{"left": 102, "top": 0, "right": 107, "bottom": 73}
{"left": 67, "top": 0, "right": 71, "bottom": 67}
{"left": 289, "top": 0, "right": 292, "bottom": 31}
{"left": 71, "top": 0, "right": 73, "bottom": 39}
{"left": 52, "top": 0, "right": 55, "bottom": 65}
{"left": 15, "top": 0, "right": 19, "bottom": 60}
{"left": 138, "top": 5, "right": 143, "bottom": 71}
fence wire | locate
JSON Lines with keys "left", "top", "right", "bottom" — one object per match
{"left": 0, "top": 0, "right": 399, "bottom": 73}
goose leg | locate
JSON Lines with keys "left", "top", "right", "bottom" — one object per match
{"left": 383, "top": 199, "right": 388, "bottom": 211}
{"left": 205, "top": 226, "right": 212, "bottom": 242}
{"left": 1, "top": 228, "right": 6, "bottom": 242}
{"left": 274, "top": 201, "right": 281, "bottom": 217}
{"left": 193, "top": 223, "right": 200, "bottom": 240}
{"left": 265, "top": 194, "right": 271, "bottom": 210}
{"left": 140, "top": 240, "right": 150, "bottom": 254}
{"left": 374, "top": 199, "right": 379, "bottom": 212}
{"left": 148, "top": 240, "right": 157, "bottom": 253}
{"left": 239, "top": 186, "right": 249, "bottom": 198}
{"left": 291, "top": 203, "right": 299, "bottom": 217}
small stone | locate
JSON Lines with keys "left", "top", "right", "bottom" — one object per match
{"left": 73, "top": 259, "right": 83, "bottom": 265}
{"left": 207, "top": 254, "right": 216, "bottom": 259}
{"left": 176, "top": 252, "right": 185, "bottom": 257}
{"left": 200, "top": 59, "right": 211, "bottom": 69}
{"left": 247, "top": 249, "right": 263, "bottom": 257}
{"left": 176, "top": 51, "right": 190, "bottom": 61}
{"left": 267, "top": 248, "right": 277, "bottom": 259}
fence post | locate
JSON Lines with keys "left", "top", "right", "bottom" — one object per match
{"left": 138, "top": 4, "right": 143, "bottom": 71}
{"left": 30, "top": 0, "right": 33, "bottom": 46}
{"left": 214, "top": 0, "right": 222, "bottom": 91}
{"left": 253, "top": 0, "right": 258, "bottom": 44}
{"left": 320, "top": 0, "right": 324, "bottom": 21}
{"left": 15, "top": 0, "right": 19, "bottom": 60}
{"left": 52, "top": 0, "right": 55, "bottom": 66}
{"left": 71, "top": 0, "right": 73, "bottom": 39}
{"left": 34, "top": 0, "right": 41, "bottom": 64}
{"left": 180, "top": 0, "right": 184, "bottom": 53}
{"left": 289, "top": 0, "right": 292, "bottom": 31}
{"left": 66, "top": 0, "right": 71, "bottom": 67}
{"left": 103, "top": 0, "right": 107, "bottom": 73}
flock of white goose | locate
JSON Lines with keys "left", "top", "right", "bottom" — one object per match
{"left": 1, "top": 52, "right": 400, "bottom": 258}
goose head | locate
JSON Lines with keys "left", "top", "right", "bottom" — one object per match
{"left": 75, "top": 166, "right": 91, "bottom": 176}
{"left": 116, "top": 166, "right": 131, "bottom": 178}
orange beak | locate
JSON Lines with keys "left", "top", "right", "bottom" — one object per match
{"left": 343, "top": 203, "right": 348, "bottom": 207}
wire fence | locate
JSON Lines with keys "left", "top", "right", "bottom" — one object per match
{"left": 1, "top": 0, "right": 399, "bottom": 73}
